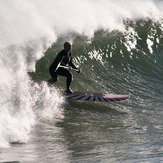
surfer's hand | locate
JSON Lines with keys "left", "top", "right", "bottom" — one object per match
{"left": 76, "top": 69, "right": 80, "bottom": 73}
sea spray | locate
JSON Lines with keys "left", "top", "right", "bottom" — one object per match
{"left": 0, "top": 39, "right": 64, "bottom": 148}
{"left": 0, "top": 63, "right": 64, "bottom": 148}
{"left": 32, "top": 82, "right": 64, "bottom": 120}
{"left": 1, "top": 0, "right": 163, "bottom": 50}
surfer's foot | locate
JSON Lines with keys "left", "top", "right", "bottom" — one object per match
{"left": 66, "top": 88, "right": 73, "bottom": 94}
{"left": 47, "top": 78, "right": 57, "bottom": 86}
{"left": 47, "top": 79, "right": 53, "bottom": 85}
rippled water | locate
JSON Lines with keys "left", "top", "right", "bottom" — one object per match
{"left": 1, "top": 100, "right": 163, "bottom": 162}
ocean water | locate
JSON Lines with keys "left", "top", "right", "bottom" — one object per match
{"left": 0, "top": 0, "right": 163, "bottom": 162}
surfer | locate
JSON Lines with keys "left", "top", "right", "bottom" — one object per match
{"left": 48, "top": 42, "right": 80, "bottom": 94}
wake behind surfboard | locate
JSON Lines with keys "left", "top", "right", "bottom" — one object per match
{"left": 65, "top": 92, "right": 129, "bottom": 102}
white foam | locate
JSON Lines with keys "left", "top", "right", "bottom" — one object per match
{"left": 0, "top": 46, "right": 64, "bottom": 147}
{"left": 0, "top": 0, "right": 163, "bottom": 49}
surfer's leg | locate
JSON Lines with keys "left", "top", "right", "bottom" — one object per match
{"left": 48, "top": 68, "right": 58, "bottom": 85}
{"left": 57, "top": 67, "right": 73, "bottom": 92}
{"left": 66, "top": 72, "right": 72, "bottom": 90}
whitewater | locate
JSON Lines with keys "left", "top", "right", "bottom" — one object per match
{"left": 0, "top": 0, "right": 163, "bottom": 162}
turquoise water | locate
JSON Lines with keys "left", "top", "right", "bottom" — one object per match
{"left": 0, "top": 0, "right": 163, "bottom": 162}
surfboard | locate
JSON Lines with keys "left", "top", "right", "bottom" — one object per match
{"left": 65, "top": 92, "right": 129, "bottom": 102}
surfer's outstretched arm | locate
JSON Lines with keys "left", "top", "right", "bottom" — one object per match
{"left": 69, "top": 59, "right": 80, "bottom": 73}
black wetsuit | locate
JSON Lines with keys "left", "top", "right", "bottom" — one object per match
{"left": 49, "top": 50, "right": 77, "bottom": 89}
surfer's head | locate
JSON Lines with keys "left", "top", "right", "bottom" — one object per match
{"left": 64, "top": 42, "right": 72, "bottom": 53}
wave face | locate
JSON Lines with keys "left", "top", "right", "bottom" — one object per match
{"left": 0, "top": 0, "right": 163, "bottom": 147}
{"left": 36, "top": 19, "right": 163, "bottom": 106}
